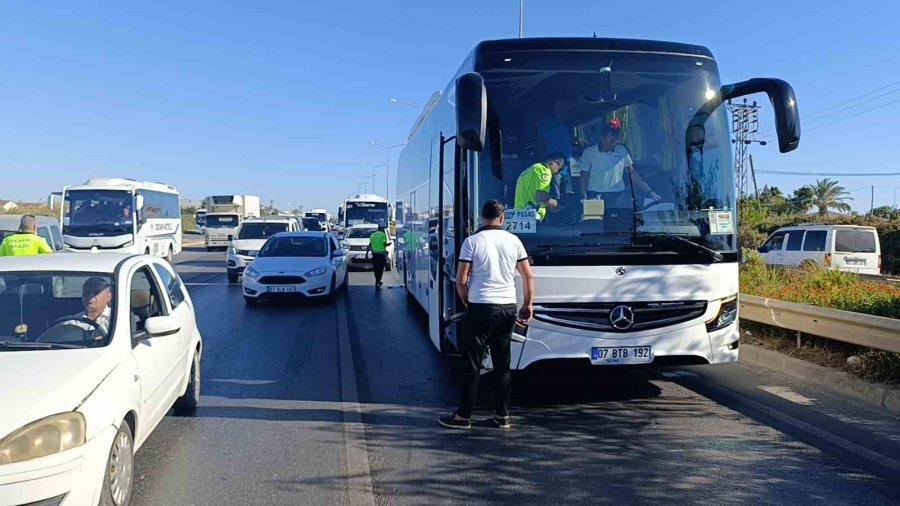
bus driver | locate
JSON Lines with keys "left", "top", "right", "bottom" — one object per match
{"left": 580, "top": 120, "right": 659, "bottom": 206}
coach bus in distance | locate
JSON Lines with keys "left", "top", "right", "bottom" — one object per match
{"left": 395, "top": 37, "right": 800, "bottom": 368}
{"left": 339, "top": 194, "right": 392, "bottom": 231}
{"left": 61, "top": 178, "right": 182, "bottom": 263}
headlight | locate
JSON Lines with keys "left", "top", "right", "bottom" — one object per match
{"left": 305, "top": 266, "right": 329, "bottom": 277}
{"left": 228, "top": 246, "right": 236, "bottom": 255}
{"left": 706, "top": 295, "right": 738, "bottom": 332}
{"left": 245, "top": 266, "right": 261, "bottom": 279}
{"left": 0, "top": 412, "right": 86, "bottom": 465}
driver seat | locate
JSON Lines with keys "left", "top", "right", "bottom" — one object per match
{"left": 130, "top": 289, "right": 156, "bottom": 332}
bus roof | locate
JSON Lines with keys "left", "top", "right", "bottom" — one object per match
{"left": 65, "top": 178, "right": 178, "bottom": 194}
{"left": 473, "top": 37, "right": 714, "bottom": 60}
{"left": 345, "top": 194, "right": 388, "bottom": 203}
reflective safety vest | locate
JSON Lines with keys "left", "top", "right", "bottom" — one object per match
{"left": 0, "top": 233, "right": 53, "bottom": 256}
{"left": 369, "top": 230, "right": 390, "bottom": 253}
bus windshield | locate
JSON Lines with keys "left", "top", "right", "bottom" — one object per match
{"left": 472, "top": 50, "right": 736, "bottom": 263}
{"left": 345, "top": 202, "right": 388, "bottom": 226}
{"left": 206, "top": 214, "right": 240, "bottom": 228}
{"left": 64, "top": 189, "right": 134, "bottom": 237}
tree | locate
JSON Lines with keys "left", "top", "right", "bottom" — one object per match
{"left": 802, "top": 179, "right": 852, "bottom": 216}
{"left": 790, "top": 186, "right": 816, "bottom": 214}
{"left": 871, "top": 205, "right": 899, "bottom": 220}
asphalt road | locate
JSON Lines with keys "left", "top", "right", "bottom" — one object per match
{"left": 131, "top": 246, "right": 900, "bottom": 505}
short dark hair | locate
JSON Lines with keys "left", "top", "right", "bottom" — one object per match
{"left": 601, "top": 122, "right": 622, "bottom": 138}
{"left": 481, "top": 200, "right": 505, "bottom": 220}
{"left": 544, "top": 152, "right": 566, "bottom": 164}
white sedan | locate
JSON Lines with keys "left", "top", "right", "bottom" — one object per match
{"left": 242, "top": 232, "right": 348, "bottom": 305}
{"left": 0, "top": 254, "right": 202, "bottom": 506}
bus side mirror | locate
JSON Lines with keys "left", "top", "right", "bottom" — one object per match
{"left": 135, "top": 195, "right": 145, "bottom": 210}
{"left": 456, "top": 72, "right": 487, "bottom": 152}
{"left": 721, "top": 78, "right": 800, "bottom": 153}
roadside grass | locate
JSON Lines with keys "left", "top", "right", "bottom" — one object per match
{"left": 740, "top": 251, "right": 900, "bottom": 384}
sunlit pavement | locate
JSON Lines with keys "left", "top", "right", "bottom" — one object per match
{"left": 131, "top": 247, "right": 900, "bottom": 505}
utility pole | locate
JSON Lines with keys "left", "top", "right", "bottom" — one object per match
{"left": 728, "top": 99, "right": 762, "bottom": 199}
{"left": 749, "top": 154, "right": 761, "bottom": 210}
{"left": 871, "top": 185, "right": 875, "bottom": 215}
{"left": 519, "top": 0, "right": 524, "bottom": 38}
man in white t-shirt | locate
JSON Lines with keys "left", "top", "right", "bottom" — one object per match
{"left": 580, "top": 121, "right": 660, "bottom": 203}
{"left": 438, "top": 200, "right": 535, "bottom": 431}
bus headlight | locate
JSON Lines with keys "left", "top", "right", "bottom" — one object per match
{"left": 0, "top": 412, "right": 86, "bottom": 465}
{"left": 706, "top": 295, "right": 738, "bottom": 332}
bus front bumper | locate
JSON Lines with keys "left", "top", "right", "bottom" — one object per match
{"left": 515, "top": 319, "right": 739, "bottom": 369}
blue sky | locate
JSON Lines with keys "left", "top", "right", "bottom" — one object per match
{"left": 2, "top": 1, "right": 899, "bottom": 213}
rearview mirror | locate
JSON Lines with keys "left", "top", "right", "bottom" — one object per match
{"left": 721, "top": 78, "right": 800, "bottom": 153}
{"left": 456, "top": 72, "right": 487, "bottom": 152}
{"left": 18, "top": 283, "right": 45, "bottom": 296}
{"left": 144, "top": 315, "right": 181, "bottom": 337}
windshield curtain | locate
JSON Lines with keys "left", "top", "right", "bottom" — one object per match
{"left": 238, "top": 222, "right": 288, "bottom": 240}
{"left": 472, "top": 50, "right": 736, "bottom": 263}
{"left": 346, "top": 203, "right": 388, "bottom": 226}
{"left": 64, "top": 190, "right": 134, "bottom": 237}
{"left": 303, "top": 218, "right": 324, "bottom": 231}
{"left": 206, "top": 215, "right": 239, "bottom": 228}
{"left": 0, "top": 271, "right": 115, "bottom": 350}
{"left": 258, "top": 236, "right": 327, "bottom": 257}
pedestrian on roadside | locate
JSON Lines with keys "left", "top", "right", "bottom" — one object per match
{"left": 0, "top": 215, "right": 53, "bottom": 257}
{"left": 438, "top": 200, "right": 535, "bottom": 430}
{"left": 365, "top": 223, "right": 392, "bottom": 288}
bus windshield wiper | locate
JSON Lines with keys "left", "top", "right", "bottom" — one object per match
{"left": 0, "top": 340, "right": 84, "bottom": 350}
{"left": 634, "top": 232, "right": 724, "bottom": 262}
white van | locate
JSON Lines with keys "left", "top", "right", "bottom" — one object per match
{"left": 758, "top": 225, "right": 881, "bottom": 274}
{"left": 0, "top": 215, "right": 64, "bottom": 252}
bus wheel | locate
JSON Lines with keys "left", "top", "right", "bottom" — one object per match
{"left": 166, "top": 246, "right": 174, "bottom": 264}
{"left": 145, "top": 248, "right": 151, "bottom": 256}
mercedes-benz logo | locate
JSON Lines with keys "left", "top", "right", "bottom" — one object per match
{"left": 615, "top": 266, "right": 627, "bottom": 276}
{"left": 609, "top": 305, "right": 635, "bottom": 330}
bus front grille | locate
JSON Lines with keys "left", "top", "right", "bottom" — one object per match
{"left": 533, "top": 301, "right": 707, "bottom": 333}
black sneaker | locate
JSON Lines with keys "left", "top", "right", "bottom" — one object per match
{"left": 438, "top": 415, "right": 472, "bottom": 430}
{"left": 491, "top": 416, "right": 511, "bottom": 429}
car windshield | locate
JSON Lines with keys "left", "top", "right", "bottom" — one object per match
{"left": 63, "top": 189, "right": 134, "bottom": 237}
{"left": 347, "top": 228, "right": 376, "bottom": 239}
{"left": 470, "top": 50, "right": 736, "bottom": 264}
{"left": 303, "top": 218, "right": 324, "bottom": 231}
{"left": 258, "top": 236, "right": 327, "bottom": 257}
{"left": 206, "top": 214, "right": 239, "bottom": 228}
{"left": 0, "top": 271, "right": 116, "bottom": 350}
{"left": 346, "top": 202, "right": 388, "bottom": 226}
{"left": 238, "top": 222, "right": 288, "bottom": 240}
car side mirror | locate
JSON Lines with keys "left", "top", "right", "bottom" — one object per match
{"left": 332, "top": 249, "right": 346, "bottom": 258}
{"left": 456, "top": 72, "right": 487, "bottom": 152}
{"left": 144, "top": 315, "right": 181, "bottom": 337}
{"left": 757, "top": 246, "right": 769, "bottom": 253}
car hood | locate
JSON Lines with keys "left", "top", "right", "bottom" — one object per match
{"left": 251, "top": 256, "right": 330, "bottom": 273}
{"left": 0, "top": 348, "right": 116, "bottom": 440}
{"left": 231, "top": 239, "right": 267, "bottom": 251}
{"left": 344, "top": 238, "right": 369, "bottom": 246}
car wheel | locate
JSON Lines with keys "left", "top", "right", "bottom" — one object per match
{"left": 244, "top": 296, "right": 258, "bottom": 306}
{"left": 174, "top": 350, "right": 201, "bottom": 414}
{"left": 227, "top": 269, "right": 239, "bottom": 284}
{"left": 327, "top": 274, "right": 337, "bottom": 301}
{"left": 342, "top": 269, "right": 349, "bottom": 291}
{"left": 99, "top": 422, "right": 134, "bottom": 506}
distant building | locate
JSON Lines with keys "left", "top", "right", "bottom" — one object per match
{"left": 0, "top": 200, "right": 19, "bottom": 212}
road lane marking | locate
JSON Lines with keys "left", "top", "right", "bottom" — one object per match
{"left": 337, "top": 295, "right": 376, "bottom": 506}
{"left": 758, "top": 386, "right": 817, "bottom": 406}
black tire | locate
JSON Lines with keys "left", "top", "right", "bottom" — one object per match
{"left": 99, "top": 422, "right": 134, "bottom": 506}
{"left": 244, "top": 296, "right": 257, "bottom": 306}
{"left": 227, "top": 269, "right": 239, "bottom": 284}
{"left": 174, "top": 350, "right": 201, "bottom": 414}
{"left": 342, "top": 269, "right": 349, "bottom": 291}
{"left": 327, "top": 275, "right": 337, "bottom": 301}
{"left": 206, "top": 247, "right": 214, "bottom": 252}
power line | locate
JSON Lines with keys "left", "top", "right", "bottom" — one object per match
{"left": 756, "top": 169, "right": 900, "bottom": 176}
{"left": 759, "top": 94, "right": 900, "bottom": 141}
{"left": 757, "top": 79, "right": 900, "bottom": 138}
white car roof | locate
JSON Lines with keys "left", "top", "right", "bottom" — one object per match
{"left": 348, "top": 224, "right": 378, "bottom": 229}
{"left": 0, "top": 253, "right": 137, "bottom": 273}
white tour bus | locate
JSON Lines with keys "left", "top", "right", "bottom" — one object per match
{"left": 61, "top": 178, "right": 182, "bottom": 262}
{"left": 396, "top": 37, "right": 800, "bottom": 368}
{"left": 339, "top": 194, "right": 392, "bottom": 231}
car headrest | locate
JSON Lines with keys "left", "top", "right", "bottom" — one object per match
{"left": 130, "top": 290, "right": 152, "bottom": 320}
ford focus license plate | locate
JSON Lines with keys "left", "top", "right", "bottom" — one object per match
{"left": 591, "top": 346, "right": 652, "bottom": 365}
{"left": 268, "top": 286, "right": 296, "bottom": 293}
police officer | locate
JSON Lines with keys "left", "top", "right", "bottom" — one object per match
{"left": 365, "top": 223, "right": 392, "bottom": 288}
{"left": 513, "top": 152, "right": 566, "bottom": 221}
{"left": 0, "top": 215, "right": 53, "bottom": 257}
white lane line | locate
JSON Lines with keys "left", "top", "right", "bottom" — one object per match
{"left": 183, "top": 282, "right": 233, "bottom": 286}
{"left": 336, "top": 295, "right": 376, "bottom": 506}
{"left": 759, "top": 386, "right": 817, "bottom": 406}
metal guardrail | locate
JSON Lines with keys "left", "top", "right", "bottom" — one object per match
{"left": 739, "top": 294, "right": 900, "bottom": 354}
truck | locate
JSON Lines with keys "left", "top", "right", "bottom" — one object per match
{"left": 203, "top": 195, "right": 261, "bottom": 251}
